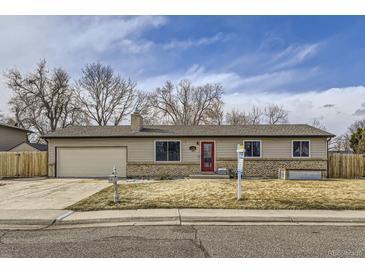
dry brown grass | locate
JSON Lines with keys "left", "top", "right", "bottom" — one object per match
{"left": 68, "top": 178, "right": 365, "bottom": 211}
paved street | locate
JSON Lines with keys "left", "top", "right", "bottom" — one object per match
{"left": 0, "top": 225, "right": 364, "bottom": 257}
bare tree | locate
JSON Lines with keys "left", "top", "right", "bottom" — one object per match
{"left": 0, "top": 111, "right": 11, "bottom": 124}
{"left": 249, "top": 106, "right": 263, "bottom": 125}
{"left": 226, "top": 104, "right": 288, "bottom": 125}
{"left": 203, "top": 100, "right": 224, "bottom": 125}
{"left": 225, "top": 109, "right": 250, "bottom": 125}
{"left": 328, "top": 134, "right": 351, "bottom": 152}
{"left": 327, "top": 119, "right": 365, "bottom": 153}
{"left": 225, "top": 106, "right": 262, "bottom": 125}
{"left": 311, "top": 118, "right": 327, "bottom": 130}
{"left": 77, "top": 62, "right": 139, "bottom": 126}
{"left": 150, "top": 80, "right": 224, "bottom": 125}
{"left": 132, "top": 91, "right": 164, "bottom": 125}
{"left": 348, "top": 118, "right": 365, "bottom": 133}
{"left": 0, "top": 111, "right": 16, "bottom": 126}
{"left": 5, "top": 60, "right": 83, "bottom": 137}
{"left": 263, "top": 104, "right": 288, "bottom": 124}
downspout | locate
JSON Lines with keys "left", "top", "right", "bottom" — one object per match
{"left": 326, "top": 137, "right": 332, "bottom": 178}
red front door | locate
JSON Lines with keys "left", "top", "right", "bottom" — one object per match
{"left": 201, "top": 141, "right": 215, "bottom": 172}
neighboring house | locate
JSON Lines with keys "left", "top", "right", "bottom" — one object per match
{"left": 0, "top": 123, "right": 32, "bottom": 151}
{"left": 43, "top": 113, "right": 335, "bottom": 178}
{"left": 9, "top": 142, "right": 48, "bottom": 152}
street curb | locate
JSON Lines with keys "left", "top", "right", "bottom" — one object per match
{"left": 180, "top": 216, "right": 292, "bottom": 223}
{"left": 52, "top": 217, "right": 365, "bottom": 228}
{"left": 2, "top": 209, "right": 365, "bottom": 228}
{"left": 54, "top": 209, "right": 365, "bottom": 226}
{"left": 290, "top": 217, "right": 365, "bottom": 223}
{"left": 54, "top": 209, "right": 181, "bottom": 226}
{"left": 0, "top": 209, "right": 73, "bottom": 226}
{"left": 178, "top": 209, "right": 365, "bottom": 224}
{"left": 0, "top": 219, "right": 55, "bottom": 225}
{"left": 180, "top": 217, "right": 365, "bottom": 224}
{"left": 55, "top": 216, "right": 180, "bottom": 225}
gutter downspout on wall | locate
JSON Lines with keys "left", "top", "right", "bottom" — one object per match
{"left": 327, "top": 137, "right": 332, "bottom": 178}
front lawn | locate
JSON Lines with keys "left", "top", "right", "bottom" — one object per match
{"left": 68, "top": 178, "right": 365, "bottom": 211}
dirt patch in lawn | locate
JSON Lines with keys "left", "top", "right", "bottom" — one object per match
{"left": 68, "top": 178, "right": 365, "bottom": 211}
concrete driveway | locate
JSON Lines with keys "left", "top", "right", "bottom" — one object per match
{"left": 0, "top": 178, "right": 109, "bottom": 209}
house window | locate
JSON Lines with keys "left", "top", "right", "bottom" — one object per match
{"left": 244, "top": 141, "right": 261, "bottom": 157}
{"left": 155, "top": 141, "right": 181, "bottom": 161}
{"left": 292, "top": 141, "right": 310, "bottom": 157}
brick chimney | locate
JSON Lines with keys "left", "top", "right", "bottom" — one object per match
{"left": 131, "top": 111, "right": 143, "bottom": 132}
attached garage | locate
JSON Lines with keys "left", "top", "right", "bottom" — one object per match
{"left": 56, "top": 147, "right": 127, "bottom": 178}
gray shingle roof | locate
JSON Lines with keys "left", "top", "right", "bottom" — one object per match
{"left": 43, "top": 124, "right": 335, "bottom": 138}
{"left": 0, "top": 123, "right": 32, "bottom": 133}
{"left": 8, "top": 141, "right": 48, "bottom": 151}
{"left": 28, "top": 142, "right": 48, "bottom": 151}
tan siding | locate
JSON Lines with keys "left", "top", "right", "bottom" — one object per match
{"left": 181, "top": 138, "right": 200, "bottom": 163}
{"left": 48, "top": 138, "right": 153, "bottom": 164}
{"left": 262, "top": 138, "right": 290, "bottom": 158}
{"left": 215, "top": 138, "right": 240, "bottom": 159}
{"left": 215, "top": 137, "right": 327, "bottom": 160}
{"left": 48, "top": 136, "right": 328, "bottom": 166}
{"left": 48, "top": 137, "right": 201, "bottom": 165}
{"left": 0, "top": 127, "right": 28, "bottom": 151}
{"left": 310, "top": 138, "right": 327, "bottom": 158}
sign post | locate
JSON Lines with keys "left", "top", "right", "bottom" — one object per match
{"left": 108, "top": 166, "right": 119, "bottom": 203}
{"left": 236, "top": 144, "right": 245, "bottom": 200}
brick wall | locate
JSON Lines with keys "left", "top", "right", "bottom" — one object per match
{"left": 127, "top": 162, "right": 200, "bottom": 177}
{"left": 50, "top": 159, "right": 327, "bottom": 178}
{"left": 217, "top": 159, "right": 328, "bottom": 178}
{"left": 127, "top": 159, "right": 327, "bottom": 178}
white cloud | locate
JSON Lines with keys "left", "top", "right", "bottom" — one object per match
{"left": 116, "top": 32, "right": 228, "bottom": 54}
{"left": 118, "top": 39, "right": 155, "bottom": 54}
{"left": 353, "top": 108, "right": 365, "bottom": 116}
{"left": 227, "top": 43, "right": 321, "bottom": 72}
{"left": 0, "top": 16, "right": 168, "bottom": 112}
{"left": 139, "top": 64, "right": 319, "bottom": 93}
{"left": 0, "top": 17, "right": 234, "bottom": 114}
{"left": 161, "top": 32, "right": 228, "bottom": 50}
{"left": 0, "top": 16, "right": 361, "bottom": 137}
{"left": 67, "top": 16, "right": 167, "bottom": 53}
{"left": 322, "top": 104, "right": 335, "bottom": 108}
{"left": 224, "top": 86, "right": 365, "bottom": 135}
{"left": 138, "top": 64, "right": 239, "bottom": 91}
{"left": 268, "top": 43, "right": 321, "bottom": 69}
{"left": 0, "top": 16, "right": 167, "bottom": 68}
{"left": 139, "top": 65, "right": 365, "bottom": 135}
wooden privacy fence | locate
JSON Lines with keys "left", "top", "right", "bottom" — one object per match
{"left": 0, "top": 151, "right": 48, "bottom": 177}
{"left": 328, "top": 153, "right": 365, "bottom": 178}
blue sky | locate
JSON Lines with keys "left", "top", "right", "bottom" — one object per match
{"left": 0, "top": 16, "right": 365, "bottom": 134}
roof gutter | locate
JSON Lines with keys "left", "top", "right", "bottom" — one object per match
{"left": 42, "top": 134, "right": 336, "bottom": 139}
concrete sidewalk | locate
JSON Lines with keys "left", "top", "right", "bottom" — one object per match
{"left": 1, "top": 209, "right": 365, "bottom": 229}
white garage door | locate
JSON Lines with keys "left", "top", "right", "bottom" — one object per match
{"left": 57, "top": 147, "right": 127, "bottom": 178}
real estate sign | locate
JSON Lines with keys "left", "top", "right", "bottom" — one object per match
{"left": 236, "top": 144, "right": 245, "bottom": 200}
